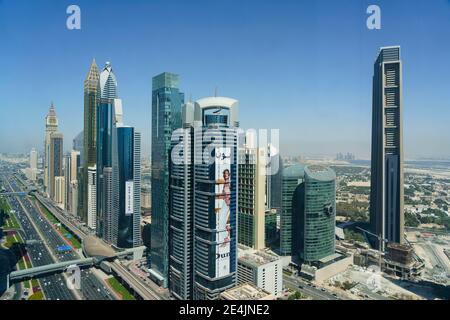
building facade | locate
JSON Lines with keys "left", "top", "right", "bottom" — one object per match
{"left": 237, "top": 247, "right": 283, "bottom": 297}
{"left": 87, "top": 166, "right": 97, "bottom": 230}
{"left": 82, "top": 59, "right": 100, "bottom": 223}
{"left": 54, "top": 176, "right": 65, "bottom": 207}
{"left": 150, "top": 72, "right": 184, "bottom": 287}
{"left": 293, "top": 165, "right": 336, "bottom": 263}
{"left": 280, "top": 164, "right": 304, "bottom": 256}
{"left": 44, "top": 103, "right": 58, "bottom": 195}
{"left": 238, "top": 143, "right": 266, "bottom": 250}
{"left": 192, "top": 97, "right": 239, "bottom": 300}
{"left": 370, "top": 46, "right": 405, "bottom": 249}
{"left": 48, "top": 132, "right": 63, "bottom": 200}
{"left": 112, "top": 126, "right": 142, "bottom": 248}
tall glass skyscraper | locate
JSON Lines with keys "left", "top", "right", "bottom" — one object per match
{"left": 112, "top": 126, "right": 142, "bottom": 248}
{"left": 293, "top": 165, "right": 336, "bottom": 263}
{"left": 96, "top": 62, "right": 122, "bottom": 243}
{"left": 370, "top": 46, "right": 404, "bottom": 250}
{"left": 150, "top": 72, "right": 184, "bottom": 287}
{"left": 82, "top": 59, "right": 100, "bottom": 223}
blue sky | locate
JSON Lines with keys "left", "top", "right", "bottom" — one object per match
{"left": 1, "top": 0, "right": 450, "bottom": 159}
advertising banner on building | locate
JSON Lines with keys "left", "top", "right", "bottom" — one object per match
{"left": 214, "top": 147, "right": 232, "bottom": 278}
{"left": 125, "top": 181, "right": 134, "bottom": 215}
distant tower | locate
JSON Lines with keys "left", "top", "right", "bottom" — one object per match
{"left": 49, "top": 132, "right": 63, "bottom": 200}
{"left": 370, "top": 46, "right": 404, "bottom": 250}
{"left": 44, "top": 103, "right": 58, "bottom": 195}
{"left": 82, "top": 59, "right": 100, "bottom": 223}
{"left": 150, "top": 72, "right": 184, "bottom": 287}
{"left": 30, "top": 148, "right": 38, "bottom": 171}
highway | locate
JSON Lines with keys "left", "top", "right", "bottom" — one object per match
{"left": 32, "top": 184, "right": 166, "bottom": 300}
{"left": 2, "top": 175, "right": 77, "bottom": 300}
{"left": 3, "top": 173, "right": 115, "bottom": 300}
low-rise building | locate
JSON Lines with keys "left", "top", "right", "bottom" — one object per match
{"left": 237, "top": 246, "right": 282, "bottom": 297}
{"left": 220, "top": 283, "right": 274, "bottom": 300}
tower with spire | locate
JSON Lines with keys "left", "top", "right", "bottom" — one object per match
{"left": 82, "top": 59, "right": 100, "bottom": 222}
{"left": 44, "top": 102, "right": 59, "bottom": 195}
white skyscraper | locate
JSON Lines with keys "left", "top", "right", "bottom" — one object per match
{"left": 87, "top": 166, "right": 97, "bottom": 230}
{"left": 30, "top": 148, "right": 38, "bottom": 170}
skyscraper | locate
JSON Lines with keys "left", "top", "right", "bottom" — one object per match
{"left": 280, "top": 164, "right": 304, "bottom": 256}
{"left": 49, "top": 132, "right": 63, "bottom": 200}
{"left": 292, "top": 165, "right": 336, "bottom": 263}
{"left": 169, "top": 97, "right": 240, "bottom": 300}
{"left": 112, "top": 126, "right": 142, "bottom": 248}
{"left": 370, "top": 46, "right": 405, "bottom": 249}
{"left": 96, "top": 62, "right": 122, "bottom": 243}
{"left": 82, "top": 59, "right": 100, "bottom": 223}
{"left": 54, "top": 176, "right": 65, "bottom": 208}
{"left": 150, "top": 72, "right": 184, "bottom": 287}
{"left": 238, "top": 136, "right": 266, "bottom": 250}
{"left": 64, "top": 153, "right": 72, "bottom": 211}
{"left": 28, "top": 148, "right": 38, "bottom": 181}
{"left": 44, "top": 103, "right": 58, "bottom": 195}
{"left": 169, "top": 102, "right": 194, "bottom": 299}
{"left": 193, "top": 97, "right": 239, "bottom": 300}
{"left": 30, "top": 148, "right": 38, "bottom": 171}
{"left": 87, "top": 166, "right": 97, "bottom": 230}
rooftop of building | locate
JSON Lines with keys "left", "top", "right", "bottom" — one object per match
{"left": 220, "top": 284, "right": 273, "bottom": 300}
{"left": 304, "top": 165, "right": 336, "bottom": 181}
{"left": 238, "top": 247, "right": 280, "bottom": 268}
{"left": 282, "top": 164, "right": 305, "bottom": 178}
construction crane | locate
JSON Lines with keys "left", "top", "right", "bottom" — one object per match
{"left": 356, "top": 227, "right": 389, "bottom": 271}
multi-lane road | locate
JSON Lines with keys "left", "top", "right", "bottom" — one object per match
{"left": 1, "top": 172, "right": 115, "bottom": 300}
{"left": 283, "top": 274, "right": 342, "bottom": 300}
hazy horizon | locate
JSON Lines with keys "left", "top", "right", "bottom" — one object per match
{"left": 1, "top": 0, "right": 450, "bottom": 159}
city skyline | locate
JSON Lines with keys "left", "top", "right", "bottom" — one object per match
{"left": 1, "top": 0, "right": 450, "bottom": 159}
{"left": 1, "top": 1, "right": 449, "bottom": 303}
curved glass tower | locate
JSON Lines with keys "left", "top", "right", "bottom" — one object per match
{"left": 293, "top": 165, "right": 336, "bottom": 263}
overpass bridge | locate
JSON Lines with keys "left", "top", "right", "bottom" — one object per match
{"left": 0, "top": 192, "right": 26, "bottom": 197}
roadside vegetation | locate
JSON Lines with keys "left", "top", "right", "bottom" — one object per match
{"left": 107, "top": 277, "right": 136, "bottom": 300}
{"left": 33, "top": 198, "right": 81, "bottom": 249}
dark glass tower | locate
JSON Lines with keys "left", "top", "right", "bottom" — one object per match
{"left": 150, "top": 72, "right": 184, "bottom": 287}
{"left": 370, "top": 46, "right": 404, "bottom": 250}
{"left": 112, "top": 126, "right": 142, "bottom": 248}
{"left": 280, "top": 164, "right": 304, "bottom": 256}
